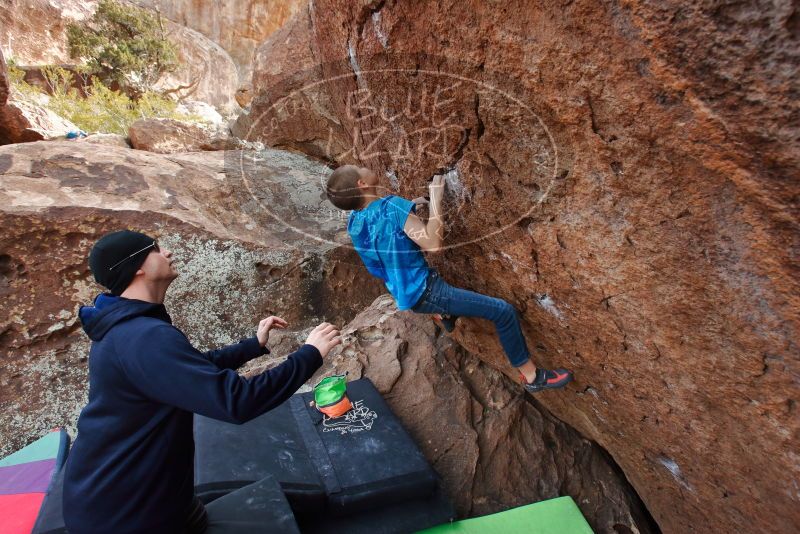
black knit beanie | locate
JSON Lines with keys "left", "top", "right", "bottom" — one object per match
{"left": 89, "top": 230, "right": 156, "bottom": 295}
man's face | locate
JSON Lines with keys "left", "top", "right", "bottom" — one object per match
{"left": 138, "top": 243, "right": 178, "bottom": 283}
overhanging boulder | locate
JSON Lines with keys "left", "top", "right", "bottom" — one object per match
{"left": 239, "top": 2, "right": 800, "bottom": 532}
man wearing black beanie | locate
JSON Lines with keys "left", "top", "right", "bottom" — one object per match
{"left": 63, "top": 230, "right": 341, "bottom": 534}
{"left": 88, "top": 230, "right": 158, "bottom": 296}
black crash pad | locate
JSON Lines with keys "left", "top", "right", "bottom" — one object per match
{"left": 32, "top": 430, "right": 70, "bottom": 534}
{"left": 32, "top": 466, "right": 67, "bottom": 534}
{"left": 30, "top": 469, "right": 301, "bottom": 534}
{"left": 205, "top": 474, "right": 300, "bottom": 534}
{"left": 194, "top": 378, "right": 440, "bottom": 517}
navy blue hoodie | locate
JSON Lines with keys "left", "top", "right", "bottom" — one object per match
{"left": 63, "top": 294, "right": 322, "bottom": 533}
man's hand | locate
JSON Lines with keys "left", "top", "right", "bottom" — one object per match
{"left": 305, "top": 322, "right": 341, "bottom": 358}
{"left": 257, "top": 316, "right": 288, "bottom": 347}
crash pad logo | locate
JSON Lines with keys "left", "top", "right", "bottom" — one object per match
{"left": 322, "top": 399, "right": 377, "bottom": 435}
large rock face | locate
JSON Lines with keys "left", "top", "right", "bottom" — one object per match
{"left": 230, "top": 5, "right": 349, "bottom": 162}
{"left": 0, "top": 0, "right": 239, "bottom": 113}
{"left": 0, "top": 0, "right": 95, "bottom": 65}
{"left": 241, "top": 2, "right": 800, "bottom": 533}
{"left": 128, "top": 117, "right": 241, "bottom": 153}
{"left": 0, "top": 46, "right": 81, "bottom": 144}
{"left": 130, "top": 0, "right": 307, "bottom": 84}
{"left": 152, "top": 21, "right": 240, "bottom": 113}
{"left": 297, "top": 295, "right": 657, "bottom": 533}
{"left": 0, "top": 98, "right": 80, "bottom": 144}
{"left": 0, "top": 141, "right": 384, "bottom": 457}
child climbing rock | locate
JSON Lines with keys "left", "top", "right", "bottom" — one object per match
{"left": 326, "top": 165, "right": 573, "bottom": 392}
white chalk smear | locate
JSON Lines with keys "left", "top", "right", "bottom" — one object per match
{"left": 372, "top": 12, "right": 389, "bottom": 48}
{"left": 659, "top": 456, "right": 694, "bottom": 491}
{"left": 536, "top": 294, "right": 564, "bottom": 320}
{"left": 386, "top": 169, "right": 399, "bottom": 191}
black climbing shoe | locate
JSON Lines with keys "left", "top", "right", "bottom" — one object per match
{"left": 523, "top": 368, "right": 574, "bottom": 393}
{"left": 432, "top": 314, "right": 459, "bottom": 333}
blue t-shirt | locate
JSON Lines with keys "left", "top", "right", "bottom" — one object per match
{"left": 348, "top": 195, "right": 430, "bottom": 310}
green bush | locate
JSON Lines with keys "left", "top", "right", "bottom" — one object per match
{"left": 5, "top": 58, "right": 41, "bottom": 100}
{"left": 66, "top": 0, "right": 178, "bottom": 96}
{"left": 40, "top": 65, "right": 74, "bottom": 97}
{"left": 5, "top": 0, "right": 204, "bottom": 137}
{"left": 48, "top": 82, "right": 200, "bottom": 135}
{"left": 6, "top": 57, "right": 25, "bottom": 85}
{"left": 7, "top": 60, "right": 200, "bottom": 135}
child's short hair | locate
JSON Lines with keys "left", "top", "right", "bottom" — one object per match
{"left": 326, "top": 165, "right": 363, "bottom": 210}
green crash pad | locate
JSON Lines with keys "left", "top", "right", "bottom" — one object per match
{"left": 0, "top": 431, "right": 63, "bottom": 467}
{"left": 417, "top": 496, "right": 594, "bottom": 534}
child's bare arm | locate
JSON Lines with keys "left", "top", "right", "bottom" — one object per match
{"left": 403, "top": 175, "right": 445, "bottom": 252}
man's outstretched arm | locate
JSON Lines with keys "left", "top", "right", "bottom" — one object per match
{"left": 203, "top": 337, "right": 266, "bottom": 370}
{"left": 122, "top": 322, "right": 340, "bottom": 424}
{"left": 203, "top": 316, "right": 288, "bottom": 370}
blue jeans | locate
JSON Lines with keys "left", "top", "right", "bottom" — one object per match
{"left": 411, "top": 271, "right": 531, "bottom": 367}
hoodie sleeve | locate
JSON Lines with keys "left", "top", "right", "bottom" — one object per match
{"left": 202, "top": 336, "right": 267, "bottom": 370}
{"left": 118, "top": 324, "right": 322, "bottom": 424}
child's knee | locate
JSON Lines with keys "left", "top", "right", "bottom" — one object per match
{"left": 496, "top": 299, "right": 517, "bottom": 321}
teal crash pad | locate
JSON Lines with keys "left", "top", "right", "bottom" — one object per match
{"left": 0, "top": 431, "right": 63, "bottom": 467}
{"left": 417, "top": 496, "right": 594, "bottom": 534}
